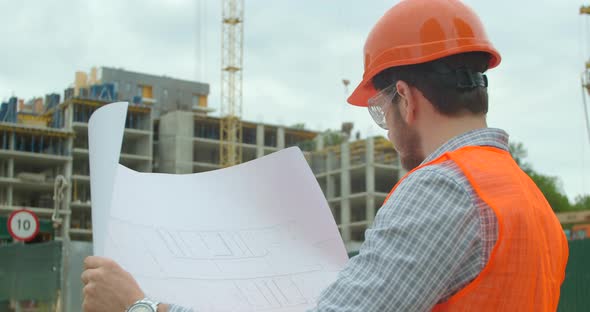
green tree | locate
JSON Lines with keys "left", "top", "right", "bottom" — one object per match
{"left": 508, "top": 142, "right": 531, "bottom": 172}
{"left": 526, "top": 171, "right": 572, "bottom": 212}
{"left": 297, "top": 140, "right": 316, "bottom": 152}
{"left": 573, "top": 195, "right": 590, "bottom": 211}
{"left": 291, "top": 123, "right": 305, "bottom": 130}
{"left": 509, "top": 142, "right": 574, "bottom": 212}
{"left": 322, "top": 130, "right": 345, "bottom": 147}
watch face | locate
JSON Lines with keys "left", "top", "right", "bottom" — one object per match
{"left": 129, "top": 303, "right": 155, "bottom": 312}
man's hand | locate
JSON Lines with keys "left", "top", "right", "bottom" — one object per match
{"left": 81, "top": 256, "right": 145, "bottom": 312}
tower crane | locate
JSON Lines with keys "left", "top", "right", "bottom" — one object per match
{"left": 220, "top": 0, "right": 244, "bottom": 167}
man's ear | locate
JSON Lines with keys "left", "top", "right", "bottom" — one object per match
{"left": 395, "top": 80, "right": 417, "bottom": 125}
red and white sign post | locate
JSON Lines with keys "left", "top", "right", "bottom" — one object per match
{"left": 7, "top": 209, "right": 40, "bottom": 242}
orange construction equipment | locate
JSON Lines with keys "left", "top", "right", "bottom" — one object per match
{"left": 348, "top": 0, "right": 502, "bottom": 107}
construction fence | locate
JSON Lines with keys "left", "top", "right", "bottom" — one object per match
{"left": 1, "top": 239, "right": 589, "bottom": 311}
{"left": 0, "top": 241, "right": 91, "bottom": 312}
{"left": 558, "top": 238, "right": 590, "bottom": 311}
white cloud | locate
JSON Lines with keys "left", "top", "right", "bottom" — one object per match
{"left": 0, "top": 0, "right": 588, "bottom": 200}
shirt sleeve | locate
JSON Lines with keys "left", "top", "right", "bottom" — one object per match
{"left": 308, "top": 166, "right": 483, "bottom": 312}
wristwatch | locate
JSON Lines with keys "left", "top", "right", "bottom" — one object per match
{"left": 126, "top": 298, "right": 160, "bottom": 312}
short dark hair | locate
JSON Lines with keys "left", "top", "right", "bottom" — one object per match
{"left": 372, "top": 52, "right": 491, "bottom": 116}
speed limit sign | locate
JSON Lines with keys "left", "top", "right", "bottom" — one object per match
{"left": 7, "top": 209, "right": 40, "bottom": 241}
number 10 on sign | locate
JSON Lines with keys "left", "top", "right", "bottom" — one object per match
{"left": 7, "top": 209, "right": 40, "bottom": 242}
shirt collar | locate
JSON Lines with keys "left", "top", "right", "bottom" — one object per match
{"left": 422, "top": 128, "right": 510, "bottom": 164}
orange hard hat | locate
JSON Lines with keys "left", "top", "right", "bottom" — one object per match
{"left": 348, "top": 0, "right": 502, "bottom": 107}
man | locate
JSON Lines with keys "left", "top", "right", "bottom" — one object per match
{"left": 82, "top": 0, "right": 569, "bottom": 311}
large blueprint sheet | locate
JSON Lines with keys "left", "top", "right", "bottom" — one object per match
{"left": 88, "top": 102, "right": 348, "bottom": 311}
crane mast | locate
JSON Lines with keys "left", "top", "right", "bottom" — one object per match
{"left": 220, "top": 0, "right": 244, "bottom": 167}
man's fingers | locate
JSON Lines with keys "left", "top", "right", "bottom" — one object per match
{"left": 84, "top": 256, "right": 112, "bottom": 269}
{"left": 84, "top": 256, "right": 100, "bottom": 269}
{"left": 81, "top": 268, "right": 99, "bottom": 285}
{"left": 82, "top": 293, "right": 96, "bottom": 312}
{"left": 81, "top": 270, "right": 89, "bottom": 285}
{"left": 82, "top": 298, "right": 91, "bottom": 312}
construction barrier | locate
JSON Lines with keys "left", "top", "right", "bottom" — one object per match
{"left": 0, "top": 239, "right": 588, "bottom": 311}
{"left": 0, "top": 241, "right": 92, "bottom": 312}
{"left": 558, "top": 238, "right": 590, "bottom": 311}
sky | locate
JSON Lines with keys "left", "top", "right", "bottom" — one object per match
{"left": 0, "top": 0, "right": 589, "bottom": 201}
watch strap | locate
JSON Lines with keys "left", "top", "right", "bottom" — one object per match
{"left": 126, "top": 298, "right": 160, "bottom": 312}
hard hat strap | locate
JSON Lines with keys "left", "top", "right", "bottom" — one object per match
{"left": 429, "top": 62, "right": 488, "bottom": 90}
{"left": 455, "top": 67, "right": 488, "bottom": 89}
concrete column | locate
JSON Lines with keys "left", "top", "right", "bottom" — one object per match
{"left": 340, "top": 142, "right": 351, "bottom": 243}
{"left": 7, "top": 159, "right": 14, "bottom": 178}
{"left": 326, "top": 151, "right": 336, "bottom": 202}
{"left": 146, "top": 115, "right": 154, "bottom": 173}
{"left": 134, "top": 115, "right": 153, "bottom": 172}
{"left": 365, "top": 137, "right": 376, "bottom": 222}
{"left": 7, "top": 158, "right": 13, "bottom": 206}
{"left": 145, "top": 127, "right": 154, "bottom": 172}
{"left": 326, "top": 150, "right": 335, "bottom": 172}
{"left": 64, "top": 105, "right": 73, "bottom": 129}
{"left": 9, "top": 131, "right": 15, "bottom": 150}
{"left": 6, "top": 133, "right": 14, "bottom": 206}
{"left": 315, "top": 134, "right": 324, "bottom": 151}
{"left": 277, "top": 127, "right": 285, "bottom": 149}
{"left": 366, "top": 196, "right": 376, "bottom": 224}
{"left": 256, "top": 124, "right": 264, "bottom": 158}
{"left": 159, "top": 111, "right": 194, "bottom": 174}
{"left": 62, "top": 134, "right": 74, "bottom": 312}
{"left": 64, "top": 134, "right": 74, "bottom": 218}
{"left": 326, "top": 175, "right": 336, "bottom": 200}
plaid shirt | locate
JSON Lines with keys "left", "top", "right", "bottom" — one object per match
{"left": 169, "top": 128, "right": 509, "bottom": 312}
{"left": 309, "top": 128, "right": 507, "bottom": 311}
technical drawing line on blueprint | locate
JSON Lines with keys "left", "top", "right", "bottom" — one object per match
{"left": 106, "top": 218, "right": 339, "bottom": 311}
{"left": 89, "top": 103, "right": 349, "bottom": 311}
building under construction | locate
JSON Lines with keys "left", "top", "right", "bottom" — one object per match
{"left": 0, "top": 103, "right": 74, "bottom": 242}
{"left": 0, "top": 67, "right": 404, "bottom": 253}
{"left": 308, "top": 137, "right": 402, "bottom": 250}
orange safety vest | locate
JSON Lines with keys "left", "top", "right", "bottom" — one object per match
{"left": 384, "top": 146, "right": 569, "bottom": 311}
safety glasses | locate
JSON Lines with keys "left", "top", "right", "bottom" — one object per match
{"left": 367, "top": 84, "right": 398, "bottom": 130}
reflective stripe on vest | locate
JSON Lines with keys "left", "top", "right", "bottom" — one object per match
{"left": 384, "top": 146, "right": 568, "bottom": 311}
